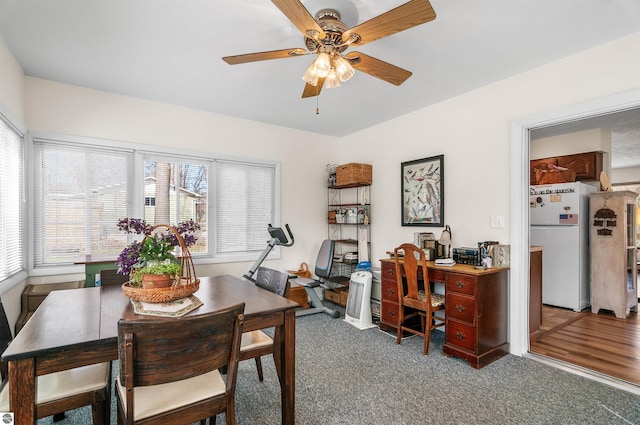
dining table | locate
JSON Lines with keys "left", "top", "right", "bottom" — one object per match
{"left": 2, "top": 275, "right": 299, "bottom": 425}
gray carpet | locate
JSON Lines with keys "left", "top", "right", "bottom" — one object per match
{"left": 37, "top": 309, "right": 640, "bottom": 425}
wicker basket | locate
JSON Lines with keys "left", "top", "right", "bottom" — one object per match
{"left": 122, "top": 224, "right": 199, "bottom": 303}
{"left": 122, "top": 279, "right": 200, "bottom": 303}
{"left": 533, "top": 163, "right": 576, "bottom": 185}
{"left": 336, "top": 163, "right": 372, "bottom": 186}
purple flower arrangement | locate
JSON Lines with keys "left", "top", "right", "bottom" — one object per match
{"left": 116, "top": 218, "right": 201, "bottom": 276}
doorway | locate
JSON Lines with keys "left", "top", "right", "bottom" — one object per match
{"left": 510, "top": 88, "right": 640, "bottom": 394}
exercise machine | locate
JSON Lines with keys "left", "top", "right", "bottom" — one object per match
{"left": 243, "top": 224, "right": 294, "bottom": 282}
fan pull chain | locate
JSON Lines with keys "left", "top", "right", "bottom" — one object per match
{"left": 316, "top": 96, "right": 320, "bottom": 115}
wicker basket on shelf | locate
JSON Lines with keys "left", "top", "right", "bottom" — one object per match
{"left": 122, "top": 224, "right": 200, "bottom": 303}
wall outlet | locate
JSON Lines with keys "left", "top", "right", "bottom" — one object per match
{"left": 491, "top": 215, "right": 505, "bottom": 228}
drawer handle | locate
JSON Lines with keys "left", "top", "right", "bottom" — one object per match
{"left": 455, "top": 304, "right": 465, "bottom": 313}
{"left": 387, "top": 269, "right": 394, "bottom": 275}
{"left": 455, "top": 281, "right": 464, "bottom": 289}
{"left": 387, "top": 288, "right": 395, "bottom": 296}
{"left": 388, "top": 311, "right": 395, "bottom": 317}
{"left": 455, "top": 331, "right": 466, "bottom": 340}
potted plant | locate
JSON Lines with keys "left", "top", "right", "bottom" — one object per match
{"left": 116, "top": 218, "right": 201, "bottom": 289}
{"left": 131, "top": 261, "right": 181, "bottom": 289}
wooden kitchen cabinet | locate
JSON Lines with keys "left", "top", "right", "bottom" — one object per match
{"left": 529, "top": 247, "right": 543, "bottom": 342}
{"left": 530, "top": 151, "right": 603, "bottom": 184}
{"left": 379, "top": 259, "right": 509, "bottom": 368}
{"left": 556, "top": 152, "right": 603, "bottom": 181}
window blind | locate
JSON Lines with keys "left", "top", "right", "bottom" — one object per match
{"left": 0, "top": 118, "right": 24, "bottom": 281}
{"left": 33, "top": 141, "right": 132, "bottom": 266}
{"left": 216, "top": 160, "right": 275, "bottom": 254}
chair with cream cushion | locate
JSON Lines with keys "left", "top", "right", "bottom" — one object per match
{"left": 241, "top": 267, "right": 290, "bottom": 382}
{"left": 0, "top": 299, "right": 111, "bottom": 424}
{"left": 116, "top": 303, "right": 245, "bottom": 425}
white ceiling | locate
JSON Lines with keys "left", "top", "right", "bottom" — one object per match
{"left": 1, "top": 1, "right": 640, "bottom": 152}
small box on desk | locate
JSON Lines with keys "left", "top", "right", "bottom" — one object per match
{"left": 336, "top": 163, "right": 372, "bottom": 186}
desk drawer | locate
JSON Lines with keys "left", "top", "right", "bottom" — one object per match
{"left": 446, "top": 320, "right": 477, "bottom": 352}
{"left": 381, "top": 278, "right": 399, "bottom": 302}
{"left": 446, "top": 273, "right": 476, "bottom": 296}
{"left": 381, "top": 262, "right": 397, "bottom": 282}
{"left": 429, "top": 269, "right": 446, "bottom": 283}
{"left": 381, "top": 300, "right": 400, "bottom": 326}
{"left": 446, "top": 293, "right": 475, "bottom": 324}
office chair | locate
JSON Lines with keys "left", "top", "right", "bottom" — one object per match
{"left": 240, "top": 267, "right": 290, "bottom": 382}
{"left": 295, "top": 239, "right": 341, "bottom": 318}
{"left": 394, "top": 243, "right": 445, "bottom": 355}
{"left": 116, "top": 303, "right": 245, "bottom": 425}
{"left": 0, "top": 299, "right": 111, "bottom": 424}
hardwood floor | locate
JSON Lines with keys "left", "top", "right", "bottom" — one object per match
{"left": 530, "top": 305, "right": 640, "bottom": 385}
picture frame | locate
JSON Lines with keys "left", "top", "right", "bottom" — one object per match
{"left": 401, "top": 155, "right": 444, "bottom": 227}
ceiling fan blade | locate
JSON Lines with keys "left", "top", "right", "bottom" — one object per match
{"left": 223, "top": 48, "right": 308, "bottom": 65}
{"left": 272, "top": 0, "right": 326, "bottom": 39}
{"left": 302, "top": 78, "right": 325, "bottom": 98}
{"left": 346, "top": 52, "right": 412, "bottom": 86}
{"left": 342, "top": 0, "right": 436, "bottom": 46}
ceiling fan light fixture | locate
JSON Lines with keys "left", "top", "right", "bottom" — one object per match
{"left": 314, "top": 52, "right": 331, "bottom": 77}
{"left": 303, "top": 61, "right": 321, "bottom": 86}
{"left": 325, "top": 69, "right": 341, "bottom": 89}
{"left": 333, "top": 56, "right": 354, "bottom": 82}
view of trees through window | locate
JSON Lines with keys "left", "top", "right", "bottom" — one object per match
{"left": 144, "top": 159, "right": 208, "bottom": 254}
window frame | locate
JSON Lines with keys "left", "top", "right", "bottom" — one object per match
{"left": 29, "top": 132, "right": 281, "bottom": 276}
{"left": 0, "top": 106, "right": 27, "bottom": 289}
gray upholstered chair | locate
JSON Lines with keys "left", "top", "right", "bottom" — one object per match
{"left": 240, "top": 267, "right": 290, "bottom": 381}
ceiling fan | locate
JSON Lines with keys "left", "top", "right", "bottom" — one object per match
{"left": 222, "top": 0, "right": 436, "bottom": 98}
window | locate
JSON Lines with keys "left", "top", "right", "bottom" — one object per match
{"left": 0, "top": 117, "right": 25, "bottom": 282}
{"left": 143, "top": 156, "right": 208, "bottom": 254}
{"left": 33, "top": 140, "right": 132, "bottom": 266}
{"left": 32, "top": 137, "right": 278, "bottom": 267}
{"left": 216, "top": 160, "right": 275, "bottom": 255}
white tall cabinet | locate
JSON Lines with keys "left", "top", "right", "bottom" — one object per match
{"left": 589, "top": 190, "right": 638, "bottom": 318}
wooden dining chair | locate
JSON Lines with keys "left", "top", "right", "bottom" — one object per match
{"left": 0, "top": 299, "right": 111, "bottom": 424}
{"left": 99, "top": 268, "right": 129, "bottom": 286}
{"left": 394, "top": 243, "right": 445, "bottom": 355}
{"left": 116, "top": 303, "right": 245, "bottom": 425}
{"left": 241, "top": 267, "right": 290, "bottom": 382}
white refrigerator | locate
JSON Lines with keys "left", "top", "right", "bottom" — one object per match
{"left": 530, "top": 182, "right": 597, "bottom": 311}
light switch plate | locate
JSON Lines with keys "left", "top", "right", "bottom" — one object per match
{"left": 491, "top": 215, "right": 505, "bottom": 228}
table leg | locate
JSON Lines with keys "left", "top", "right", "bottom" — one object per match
{"left": 9, "top": 357, "right": 36, "bottom": 425}
{"left": 280, "top": 309, "right": 296, "bottom": 425}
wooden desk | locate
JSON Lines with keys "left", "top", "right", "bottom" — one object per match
{"left": 380, "top": 259, "right": 509, "bottom": 368}
{"left": 2, "top": 275, "right": 298, "bottom": 425}
{"left": 74, "top": 254, "right": 118, "bottom": 287}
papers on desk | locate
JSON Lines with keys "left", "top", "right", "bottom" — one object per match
{"left": 131, "top": 295, "right": 203, "bottom": 317}
{"left": 435, "top": 258, "right": 456, "bottom": 266}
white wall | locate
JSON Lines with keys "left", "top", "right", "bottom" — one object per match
{"left": 341, "top": 32, "right": 640, "bottom": 354}
{"left": 342, "top": 32, "right": 640, "bottom": 263}
{"left": 0, "top": 38, "right": 25, "bottom": 123}
{"left": 25, "top": 77, "right": 341, "bottom": 279}
{"left": 612, "top": 166, "right": 640, "bottom": 184}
